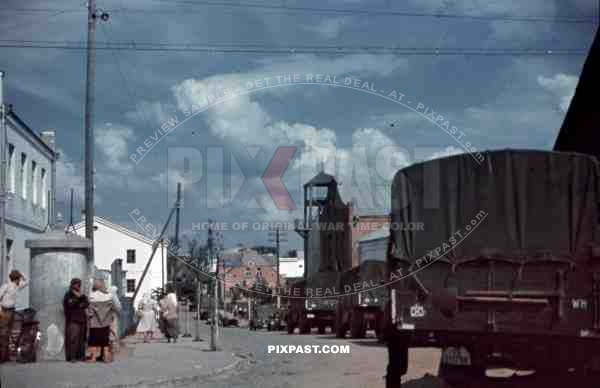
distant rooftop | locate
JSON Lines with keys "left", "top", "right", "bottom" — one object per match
{"left": 358, "top": 228, "right": 389, "bottom": 243}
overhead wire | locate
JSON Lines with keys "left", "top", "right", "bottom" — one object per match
{"left": 0, "top": 39, "right": 588, "bottom": 55}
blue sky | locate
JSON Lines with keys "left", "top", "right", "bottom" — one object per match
{"left": 1, "top": 0, "right": 597, "bottom": 251}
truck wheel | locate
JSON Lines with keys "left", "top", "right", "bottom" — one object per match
{"left": 386, "top": 333, "right": 409, "bottom": 388}
{"left": 299, "top": 316, "right": 311, "bottom": 334}
{"left": 350, "top": 313, "right": 365, "bottom": 338}
{"left": 438, "top": 347, "right": 484, "bottom": 387}
{"left": 287, "top": 323, "right": 295, "bottom": 334}
{"left": 375, "top": 313, "right": 384, "bottom": 341}
{"left": 318, "top": 325, "right": 326, "bottom": 335}
{"left": 335, "top": 322, "right": 346, "bottom": 338}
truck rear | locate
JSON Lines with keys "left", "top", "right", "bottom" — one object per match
{"left": 385, "top": 149, "right": 600, "bottom": 386}
{"left": 336, "top": 260, "right": 387, "bottom": 339}
{"left": 286, "top": 276, "right": 339, "bottom": 334}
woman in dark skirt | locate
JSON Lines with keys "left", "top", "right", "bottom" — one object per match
{"left": 87, "top": 279, "right": 120, "bottom": 362}
{"left": 159, "top": 287, "right": 179, "bottom": 342}
{"left": 63, "top": 278, "right": 89, "bottom": 362}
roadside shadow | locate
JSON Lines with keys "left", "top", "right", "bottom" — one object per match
{"left": 403, "top": 374, "right": 449, "bottom": 388}
{"left": 348, "top": 339, "right": 386, "bottom": 348}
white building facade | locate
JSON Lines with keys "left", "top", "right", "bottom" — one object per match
{"left": 279, "top": 251, "right": 305, "bottom": 280}
{"left": 3, "top": 106, "right": 57, "bottom": 308}
{"left": 74, "top": 216, "right": 167, "bottom": 306}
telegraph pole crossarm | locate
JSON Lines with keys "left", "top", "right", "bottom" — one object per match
{"left": 131, "top": 205, "right": 176, "bottom": 302}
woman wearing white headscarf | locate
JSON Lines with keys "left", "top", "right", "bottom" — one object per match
{"left": 136, "top": 293, "right": 157, "bottom": 343}
{"left": 87, "top": 279, "right": 120, "bottom": 362}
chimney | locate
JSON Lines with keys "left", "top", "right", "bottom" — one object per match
{"left": 41, "top": 130, "right": 56, "bottom": 150}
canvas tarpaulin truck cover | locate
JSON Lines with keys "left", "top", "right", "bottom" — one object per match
{"left": 390, "top": 149, "right": 600, "bottom": 263}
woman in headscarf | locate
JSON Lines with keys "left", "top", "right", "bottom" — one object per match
{"left": 87, "top": 279, "right": 120, "bottom": 362}
{"left": 136, "top": 293, "right": 157, "bottom": 343}
{"left": 63, "top": 278, "right": 89, "bottom": 362}
{"left": 159, "top": 285, "right": 179, "bottom": 343}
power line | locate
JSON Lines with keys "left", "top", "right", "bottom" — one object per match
{"left": 140, "top": 1, "right": 600, "bottom": 24}
{"left": 0, "top": 40, "right": 588, "bottom": 56}
{"left": 2, "top": 3, "right": 597, "bottom": 24}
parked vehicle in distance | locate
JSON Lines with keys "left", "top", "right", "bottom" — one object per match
{"left": 267, "top": 311, "right": 286, "bottom": 331}
{"left": 205, "top": 309, "right": 239, "bottom": 327}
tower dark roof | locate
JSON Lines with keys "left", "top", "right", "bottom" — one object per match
{"left": 304, "top": 171, "right": 337, "bottom": 187}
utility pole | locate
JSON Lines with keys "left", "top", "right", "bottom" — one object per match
{"left": 161, "top": 238, "right": 165, "bottom": 290}
{"left": 84, "top": 0, "right": 97, "bottom": 279}
{"left": 0, "top": 70, "right": 6, "bottom": 282}
{"left": 83, "top": 1, "right": 108, "bottom": 289}
{"left": 276, "top": 229, "right": 280, "bottom": 309}
{"left": 268, "top": 228, "right": 287, "bottom": 309}
{"left": 208, "top": 222, "right": 220, "bottom": 351}
{"left": 173, "top": 182, "right": 182, "bottom": 265}
{"left": 193, "top": 272, "right": 203, "bottom": 342}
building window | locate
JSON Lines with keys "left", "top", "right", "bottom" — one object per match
{"left": 31, "top": 161, "right": 38, "bottom": 205}
{"left": 5, "top": 239, "right": 13, "bottom": 262}
{"left": 244, "top": 271, "right": 252, "bottom": 278}
{"left": 20, "top": 153, "right": 27, "bottom": 199}
{"left": 126, "top": 249, "right": 136, "bottom": 263}
{"left": 126, "top": 279, "right": 136, "bottom": 293}
{"left": 41, "top": 168, "right": 47, "bottom": 208}
{"left": 7, "top": 144, "right": 15, "bottom": 193}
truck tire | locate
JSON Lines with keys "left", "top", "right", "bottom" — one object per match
{"left": 375, "top": 312, "right": 384, "bottom": 341}
{"left": 386, "top": 333, "right": 409, "bottom": 388}
{"left": 335, "top": 303, "right": 347, "bottom": 336}
{"left": 318, "top": 325, "right": 326, "bottom": 334}
{"left": 287, "top": 322, "right": 295, "bottom": 334}
{"left": 299, "top": 316, "right": 311, "bottom": 334}
{"left": 350, "top": 312, "right": 365, "bottom": 338}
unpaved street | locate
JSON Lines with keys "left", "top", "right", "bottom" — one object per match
{"left": 205, "top": 327, "right": 441, "bottom": 388}
{"left": 203, "top": 327, "right": 600, "bottom": 388}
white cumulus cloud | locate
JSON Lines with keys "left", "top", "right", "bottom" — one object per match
{"left": 537, "top": 73, "right": 578, "bottom": 113}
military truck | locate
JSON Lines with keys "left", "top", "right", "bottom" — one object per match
{"left": 288, "top": 171, "right": 353, "bottom": 335}
{"left": 335, "top": 260, "right": 387, "bottom": 339}
{"left": 384, "top": 149, "right": 600, "bottom": 387}
{"left": 286, "top": 279, "right": 338, "bottom": 334}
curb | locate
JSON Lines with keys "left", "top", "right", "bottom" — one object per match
{"left": 76, "top": 353, "right": 251, "bottom": 388}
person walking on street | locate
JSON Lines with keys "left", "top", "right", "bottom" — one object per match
{"left": 109, "top": 286, "right": 122, "bottom": 356}
{"left": 159, "top": 286, "right": 179, "bottom": 343}
{"left": 136, "top": 293, "right": 157, "bottom": 343}
{"left": 0, "top": 270, "right": 28, "bottom": 363}
{"left": 63, "top": 278, "right": 89, "bottom": 362}
{"left": 87, "top": 279, "right": 120, "bottom": 362}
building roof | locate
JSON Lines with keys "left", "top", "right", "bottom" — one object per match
{"left": 74, "top": 216, "right": 156, "bottom": 246}
{"left": 279, "top": 256, "right": 304, "bottom": 263}
{"left": 304, "top": 171, "right": 337, "bottom": 187}
{"left": 6, "top": 106, "right": 57, "bottom": 157}
{"left": 358, "top": 228, "right": 389, "bottom": 243}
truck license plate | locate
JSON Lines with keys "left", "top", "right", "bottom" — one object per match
{"left": 364, "top": 313, "right": 375, "bottom": 319}
{"left": 410, "top": 304, "right": 425, "bottom": 318}
{"left": 441, "top": 347, "right": 471, "bottom": 366}
{"left": 306, "top": 314, "right": 315, "bottom": 319}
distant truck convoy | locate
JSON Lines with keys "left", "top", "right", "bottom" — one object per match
{"left": 384, "top": 149, "right": 600, "bottom": 387}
